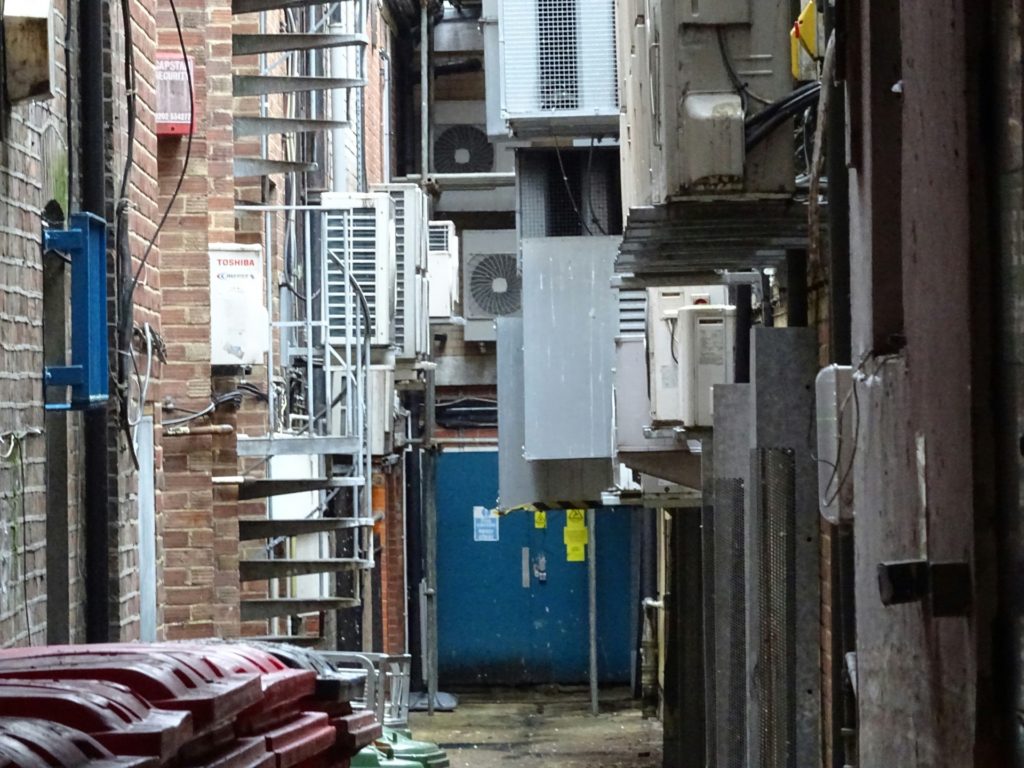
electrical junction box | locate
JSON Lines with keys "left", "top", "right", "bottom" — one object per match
{"left": 4, "top": 0, "right": 56, "bottom": 104}
{"left": 209, "top": 244, "right": 269, "bottom": 366}
{"left": 648, "top": 285, "right": 727, "bottom": 425}
{"left": 156, "top": 54, "right": 195, "bottom": 135}
{"left": 680, "top": 93, "right": 744, "bottom": 188}
{"left": 815, "top": 364, "right": 853, "bottom": 523}
{"left": 677, "top": 305, "right": 736, "bottom": 427}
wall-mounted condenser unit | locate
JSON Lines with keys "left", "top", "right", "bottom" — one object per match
{"left": 617, "top": 0, "right": 795, "bottom": 207}
{"left": 677, "top": 305, "right": 736, "bottom": 427}
{"left": 372, "top": 184, "right": 429, "bottom": 359}
{"left": 497, "top": 0, "right": 618, "bottom": 136}
{"left": 428, "top": 220, "right": 460, "bottom": 319}
{"left": 462, "top": 229, "right": 520, "bottom": 342}
{"left": 648, "top": 285, "right": 727, "bottom": 425}
{"left": 322, "top": 191, "right": 396, "bottom": 348}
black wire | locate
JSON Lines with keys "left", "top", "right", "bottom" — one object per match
{"left": 553, "top": 142, "right": 592, "bottom": 236}
{"left": 124, "top": 0, "right": 194, "bottom": 312}
{"left": 668, "top": 317, "right": 678, "bottom": 364}
{"left": 64, "top": 14, "right": 74, "bottom": 212}
{"left": 585, "top": 138, "right": 608, "bottom": 236}
{"left": 716, "top": 27, "right": 771, "bottom": 112}
{"left": 117, "top": 0, "right": 140, "bottom": 469}
{"left": 745, "top": 82, "right": 821, "bottom": 152}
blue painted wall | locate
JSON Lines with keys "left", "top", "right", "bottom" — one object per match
{"left": 436, "top": 450, "right": 633, "bottom": 686}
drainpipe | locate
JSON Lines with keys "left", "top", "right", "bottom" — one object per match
{"left": 330, "top": 21, "right": 349, "bottom": 191}
{"left": 420, "top": 2, "right": 429, "bottom": 179}
{"left": 80, "top": 0, "right": 112, "bottom": 643}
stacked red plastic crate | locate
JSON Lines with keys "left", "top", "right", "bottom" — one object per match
{"left": 0, "top": 643, "right": 380, "bottom": 768}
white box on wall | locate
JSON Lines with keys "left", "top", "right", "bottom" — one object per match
{"left": 677, "top": 305, "right": 736, "bottom": 427}
{"left": 209, "top": 243, "right": 269, "bottom": 366}
{"left": 4, "top": 0, "right": 56, "bottom": 104}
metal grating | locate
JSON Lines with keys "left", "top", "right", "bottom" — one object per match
{"left": 429, "top": 221, "right": 454, "bottom": 251}
{"left": 500, "top": 0, "right": 618, "bottom": 120}
{"left": 325, "top": 206, "right": 381, "bottom": 344}
{"left": 714, "top": 477, "right": 748, "bottom": 768}
{"left": 755, "top": 448, "right": 796, "bottom": 768}
{"left": 393, "top": 193, "right": 408, "bottom": 349}
{"left": 617, "top": 288, "right": 646, "bottom": 336}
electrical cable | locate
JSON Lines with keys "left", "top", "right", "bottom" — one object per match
{"left": 553, "top": 141, "right": 593, "bottom": 236}
{"left": 716, "top": 27, "right": 772, "bottom": 111}
{"left": 123, "top": 0, "right": 193, "bottom": 314}
{"left": 584, "top": 138, "right": 608, "bottom": 236}
{"left": 745, "top": 82, "right": 821, "bottom": 152}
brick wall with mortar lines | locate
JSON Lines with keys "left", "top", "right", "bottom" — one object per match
{"left": 157, "top": 0, "right": 229, "bottom": 640}
{"left": 0, "top": 3, "right": 81, "bottom": 647}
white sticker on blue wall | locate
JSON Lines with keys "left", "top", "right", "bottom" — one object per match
{"left": 473, "top": 506, "right": 500, "bottom": 542}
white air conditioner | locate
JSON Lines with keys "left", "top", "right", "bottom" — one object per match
{"left": 462, "top": 229, "right": 520, "bottom": 342}
{"left": 497, "top": 0, "right": 618, "bottom": 136}
{"left": 322, "top": 191, "right": 396, "bottom": 348}
{"left": 618, "top": 0, "right": 794, "bottom": 208}
{"left": 372, "top": 184, "right": 429, "bottom": 359}
{"left": 433, "top": 102, "right": 497, "bottom": 175}
{"left": 428, "top": 220, "right": 460, "bottom": 319}
{"left": 648, "top": 286, "right": 727, "bottom": 424}
{"left": 815, "top": 365, "right": 853, "bottom": 524}
{"left": 677, "top": 305, "right": 737, "bottom": 428}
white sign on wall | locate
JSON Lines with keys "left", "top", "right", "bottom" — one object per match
{"left": 473, "top": 506, "right": 500, "bottom": 542}
{"left": 210, "top": 244, "right": 269, "bottom": 366}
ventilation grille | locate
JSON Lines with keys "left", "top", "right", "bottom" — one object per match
{"left": 465, "top": 252, "right": 521, "bottom": 319}
{"left": 618, "top": 289, "right": 646, "bottom": 336}
{"left": 429, "top": 221, "right": 455, "bottom": 252}
{"left": 755, "top": 448, "right": 796, "bottom": 768}
{"left": 500, "top": 0, "right": 618, "bottom": 120}
{"left": 325, "top": 206, "right": 381, "bottom": 343}
{"left": 434, "top": 125, "right": 495, "bottom": 174}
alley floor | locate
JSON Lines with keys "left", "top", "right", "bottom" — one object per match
{"left": 408, "top": 687, "right": 662, "bottom": 768}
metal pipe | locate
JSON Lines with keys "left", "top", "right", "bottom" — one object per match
{"left": 164, "top": 424, "right": 235, "bottom": 437}
{"left": 330, "top": 21, "right": 349, "bottom": 190}
{"left": 424, "top": 368, "right": 438, "bottom": 714}
{"left": 420, "top": 2, "right": 430, "bottom": 179}
{"left": 588, "top": 508, "right": 599, "bottom": 715}
{"left": 786, "top": 249, "right": 809, "bottom": 327}
{"left": 734, "top": 283, "right": 752, "bottom": 383}
{"left": 81, "top": 0, "right": 112, "bottom": 644}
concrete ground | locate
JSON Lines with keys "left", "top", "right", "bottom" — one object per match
{"left": 408, "top": 687, "right": 662, "bottom": 768}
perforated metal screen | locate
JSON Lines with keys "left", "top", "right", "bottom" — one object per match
{"left": 517, "top": 148, "right": 622, "bottom": 238}
{"left": 755, "top": 448, "right": 796, "bottom": 768}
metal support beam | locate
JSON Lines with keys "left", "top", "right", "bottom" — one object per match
{"left": 588, "top": 508, "right": 599, "bottom": 716}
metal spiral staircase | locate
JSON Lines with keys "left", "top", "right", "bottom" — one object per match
{"left": 226, "top": 0, "right": 374, "bottom": 640}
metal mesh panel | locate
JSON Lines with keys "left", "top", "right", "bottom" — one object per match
{"left": 392, "top": 194, "right": 407, "bottom": 348}
{"left": 755, "top": 448, "right": 796, "bottom": 768}
{"left": 517, "top": 149, "right": 622, "bottom": 238}
{"left": 714, "top": 477, "right": 747, "bottom": 768}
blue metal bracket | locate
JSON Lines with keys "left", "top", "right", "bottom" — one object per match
{"left": 43, "top": 213, "right": 109, "bottom": 411}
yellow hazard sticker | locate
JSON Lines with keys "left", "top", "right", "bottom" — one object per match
{"left": 564, "top": 509, "right": 588, "bottom": 561}
{"left": 534, "top": 510, "right": 547, "bottom": 529}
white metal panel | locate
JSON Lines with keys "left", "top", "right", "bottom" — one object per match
{"left": 428, "top": 221, "right": 459, "bottom": 318}
{"left": 137, "top": 417, "right": 157, "bottom": 642}
{"left": 522, "top": 236, "right": 618, "bottom": 460}
{"left": 210, "top": 243, "right": 268, "bottom": 366}
{"left": 498, "top": 0, "right": 618, "bottom": 129}
{"left": 322, "top": 191, "right": 396, "bottom": 347}
{"left": 678, "top": 305, "right": 736, "bottom": 427}
{"left": 373, "top": 184, "right": 429, "bottom": 358}
{"left": 368, "top": 365, "right": 395, "bottom": 456}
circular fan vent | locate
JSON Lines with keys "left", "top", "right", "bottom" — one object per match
{"left": 434, "top": 125, "right": 495, "bottom": 174}
{"left": 469, "top": 253, "right": 521, "bottom": 317}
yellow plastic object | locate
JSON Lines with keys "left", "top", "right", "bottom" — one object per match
{"left": 564, "top": 509, "right": 589, "bottom": 562}
{"left": 790, "top": 1, "right": 818, "bottom": 80}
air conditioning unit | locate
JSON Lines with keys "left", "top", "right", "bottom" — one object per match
{"left": 618, "top": 0, "right": 794, "bottom": 207}
{"left": 322, "top": 191, "right": 396, "bottom": 348}
{"left": 815, "top": 364, "right": 853, "bottom": 524}
{"left": 433, "top": 101, "right": 506, "bottom": 175}
{"left": 648, "top": 286, "right": 727, "bottom": 424}
{"left": 497, "top": 0, "right": 618, "bottom": 136}
{"left": 372, "top": 184, "right": 429, "bottom": 359}
{"left": 428, "top": 221, "right": 459, "bottom": 319}
{"left": 462, "top": 229, "right": 520, "bottom": 342}
{"left": 368, "top": 364, "right": 396, "bottom": 456}
{"left": 677, "top": 305, "right": 737, "bottom": 427}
